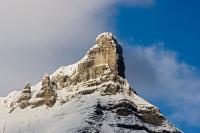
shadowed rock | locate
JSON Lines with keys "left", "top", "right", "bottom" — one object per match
{"left": 18, "top": 82, "right": 31, "bottom": 109}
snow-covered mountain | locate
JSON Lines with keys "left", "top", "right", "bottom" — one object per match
{"left": 0, "top": 33, "right": 181, "bottom": 133}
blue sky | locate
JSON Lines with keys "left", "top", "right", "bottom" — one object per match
{"left": 0, "top": 0, "right": 199, "bottom": 132}
{"left": 114, "top": 1, "right": 200, "bottom": 132}
{"left": 116, "top": 0, "right": 200, "bottom": 67}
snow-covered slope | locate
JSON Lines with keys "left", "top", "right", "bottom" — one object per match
{"left": 0, "top": 32, "right": 181, "bottom": 133}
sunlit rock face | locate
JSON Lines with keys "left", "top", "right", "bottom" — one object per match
{"left": 91, "top": 32, "right": 125, "bottom": 78}
{"left": 0, "top": 32, "right": 181, "bottom": 133}
{"left": 51, "top": 32, "right": 125, "bottom": 89}
{"left": 73, "top": 32, "right": 125, "bottom": 84}
{"left": 34, "top": 74, "right": 57, "bottom": 108}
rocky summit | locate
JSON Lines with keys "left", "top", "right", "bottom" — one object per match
{"left": 0, "top": 32, "right": 181, "bottom": 133}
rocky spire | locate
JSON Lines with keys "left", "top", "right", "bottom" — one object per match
{"left": 34, "top": 74, "right": 57, "bottom": 107}
{"left": 77, "top": 32, "right": 125, "bottom": 81}
{"left": 17, "top": 82, "right": 31, "bottom": 109}
{"left": 51, "top": 32, "right": 126, "bottom": 88}
{"left": 94, "top": 32, "right": 125, "bottom": 78}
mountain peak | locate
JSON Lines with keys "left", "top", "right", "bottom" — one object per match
{"left": 0, "top": 33, "right": 181, "bottom": 133}
{"left": 84, "top": 32, "right": 125, "bottom": 78}
{"left": 95, "top": 32, "right": 115, "bottom": 44}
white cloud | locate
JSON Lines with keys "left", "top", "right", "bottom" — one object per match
{"left": 0, "top": 0, "right": 111, "bottom": 96}
{"left": 124, "top": 44, "right": 200, "bottom": 126}
{"left": 0, "top": 0, "right": 155, "bottom": 96}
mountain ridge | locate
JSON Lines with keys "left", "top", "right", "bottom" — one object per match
{"left": 0, "top": 32, "right": 181, "bottom": 133}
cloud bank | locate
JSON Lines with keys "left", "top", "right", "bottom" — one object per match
{"left": 0, "top": 0, "right": 107, "bottom": 95}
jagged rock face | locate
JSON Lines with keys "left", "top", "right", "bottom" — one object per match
{"left": 18, "top": 83, "right": 31, "bottom": 102}
{"left": 15, "top": 75, "right": 57, "bottom": 109}
{"left": 33, "top": 74, "right": 57, "bottom": 108}
{"left": 52, "top": 32, "right": 125, "bottom": 89}
{"left": 18, "top": 83, "right": 31, "bottom": 109}
{"left": 90, "top": 32, "right": 125, "bottom": 78}
{"left": 78, "top": 99, "right": 178, "bottom": 133}
{"left": 0, "top": 32, "right": 181, "bottom": 133}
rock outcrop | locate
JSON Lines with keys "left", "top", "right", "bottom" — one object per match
{"left": 32, "top": 74, "right": 57, "bottom": 108}
{"left": 15, "top": 74, "right": 58, "bottom": 109}
{"left": 52, "top": 32, "right": 125, "bottom": 89}
{"left": 18, "top": 83, "right": 31, "bottom": 109}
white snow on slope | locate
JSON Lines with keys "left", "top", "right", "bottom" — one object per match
{"left": 0, "top": 60, "right": 179, "bottom": 132}
{"left": 0, "top": 91, "right": 177, "bottom": 133}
